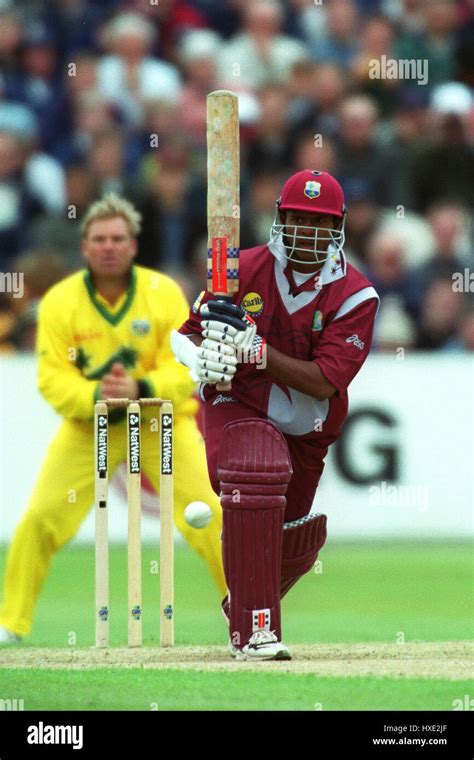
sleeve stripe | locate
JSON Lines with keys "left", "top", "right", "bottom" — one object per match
{"left": 333, "top": 286, "right": 380, "bottom": 321}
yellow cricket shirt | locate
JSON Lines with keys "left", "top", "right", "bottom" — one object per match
{"left": 37, "top": 265, "right": 197, "bottom": 421}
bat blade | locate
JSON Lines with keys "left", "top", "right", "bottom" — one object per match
{"left": 207, "top": 90, "right": 240, "bottom": 297}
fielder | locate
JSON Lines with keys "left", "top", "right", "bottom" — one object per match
{"left": 0, "top": 194, "right": 226, "bottom": 643}
{"left": 172, "top": 170, "right": 379, "bottom": 660}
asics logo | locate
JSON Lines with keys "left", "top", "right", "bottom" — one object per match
{"left": 346, "top": 334, "right": 365, "bottom": 350}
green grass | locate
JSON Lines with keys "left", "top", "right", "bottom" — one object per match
{"left": 0, "top": 541, "right": 470, "bottom": 647}
{"left": 0, "top": 541, "right": 472, "bottom": 710}
{"left": 0, "top": 669, "right": 471, "bottom": 711}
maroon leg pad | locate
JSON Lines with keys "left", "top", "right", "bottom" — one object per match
{"left": 281, "top": 513, "right": 327, "bottom": 599}
{"left": 218, "top": 418, "right": 292, "bottom": 648}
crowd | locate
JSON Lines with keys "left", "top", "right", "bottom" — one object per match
{"left": 0, "top": 0, "right": 472, "bottom": 353}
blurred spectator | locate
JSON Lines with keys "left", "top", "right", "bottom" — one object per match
{"left": 89, "top": 128, "right": 128, "bottom": 195}
{"left": 289, "top": 62, "right": 347, "bottom": 143}
{"left": 177, "top": 30, "right": 221, "bottom": 146}
{"left": 246, "top": 84, "right": 292, "bottom": 174}
{"left": 54, "top": 90, "right": 116, "bottom": 167}
{"left": 185, "top": 0, "right": 243, "bottom": 39}
{"left": 218, "top": 1, "right": 308, "bottom": 89}
{"left": 377, "top": 207, "right": 434, "bottom": 270}
{"left": 64, "top": 52, "right": 98, "bottom": 101}
{"left": 134, "top": 100, "right": 190, "bottom": 189}
{"left": 394, "top": 0, "right": 458, "bottom": 87}
{"left": 381, "top": 0, "right": 426, "bottom": 35}
{"left": 5, "top": 19, "right": 71, "bottom": 152}
{"left": 142, "top": 0, "right": 210, "bottom": 60}
{"left": 291, "top": 0, "right": 328, "bottom": 46}
{"left": 97, "top": 12, "right": 182, "bottom": 126}
{"left": 414, "top": 202, "right": 471, "bottom": 288}
{"left": 416, "top": 277, "right": 468, "bottom": 349}
{"left": 0, "top": 9, "right": 22, "bottom": 74}
{"left": 135, "top": 151, "right": 206, "bottom": 273}
{"left": 0, "top": 293, "right": 17, "bottom": 354}
{"left": 374, "top": 294, "right": 416, "bottom": 352}
{"left": 10, "top": 248, "right": 70, "bottom": 303}
{"left": 351, "top": 15, "right": 399, "bottom": 116}
{"left": 9, "top": 299, "right": 39, "bottom": 352}
{"left": 376, "top": 90, "right": 430, "bottom": 209}
{"left": 342, "top": 177, "right": 380, "bottom": 267}
{"left": 309, "top": 0, "right": 358, "bottom": 68}
{"left": 0, "top": 130, "right": 45, "bottom": 266}
{"left": 29, "top": 165, "right": 97, "bottom": 271}
{"left": 292, "top": 132, "right": 337, "bottom": 175}
{"left": 336, "top": 94, "right": 407, "bottom": 207}
{"left": 5, "top": 248, "right": 70, "bottom": 351}
{"left": 365, "top": 230, "right": 421, "bottom": 318}
{"left": 246, "top": 169, "right": 286, "bottom": 245}
{"left": 0, "top": 102, "right": 66, "bottom": 213}
{"left": 444, "top": 312, "right": 474, "bottom": 353}
{"left": 286, "top": 59, "right": 317, "bottom": 123}
{"left": 42, "top": 0, "right": 110, "bottom": 59}
{"left": 412, "top": 82, "right": 474, "bottom": 212}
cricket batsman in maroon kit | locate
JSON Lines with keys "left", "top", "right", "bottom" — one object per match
{"left": 171, "top": 170, "right": 379, "bottom": 660}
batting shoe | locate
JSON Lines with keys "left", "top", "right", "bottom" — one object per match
{"left": 236, "top": 629, "right": 291, "bottom": 661}
{"left": 0, "top": 626, "right": 21, "bottom": 644}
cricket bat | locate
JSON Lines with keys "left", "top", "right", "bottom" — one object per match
{"left": 207, "top": 90, "right": 240, "bottom": 390}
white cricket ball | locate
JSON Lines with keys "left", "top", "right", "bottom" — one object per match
{"left": 184, "top": 501, "right": 213, "bottom": 529}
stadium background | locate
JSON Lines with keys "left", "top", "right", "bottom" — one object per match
{"left": 0, "top": 0, "right": 472, "bottom": 354}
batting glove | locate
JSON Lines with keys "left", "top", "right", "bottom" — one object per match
{"left": 171, "top": 330, "right": 237, "bottom": 385}
{"left": 200, "top": 303, "right": 266, "bottom": 365}
{"left": 196, "top": 338, "right": 238, "bottom": 384}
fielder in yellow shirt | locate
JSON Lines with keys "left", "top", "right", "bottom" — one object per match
{"left": 0, "top": 194, "right": 225, "bottom": 642}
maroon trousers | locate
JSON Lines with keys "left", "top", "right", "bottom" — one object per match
{"left": 203, "top": 400, "right": 327, "bottom": 520}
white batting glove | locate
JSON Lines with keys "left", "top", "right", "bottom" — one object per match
{"left": 171, "top": 330, "right": 237, "bottom": 385}
{"left": 200, "top": 318, "right": 237, "bottom": 345}
{"left": 196, "top": 338, "right": 238, "bottom": 384}
{"left": 200, "top": 306, "right": 266, "bottom": 365}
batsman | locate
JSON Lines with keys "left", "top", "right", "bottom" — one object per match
{"left": 172, "top": 93, "right": 379, "bottom": 661}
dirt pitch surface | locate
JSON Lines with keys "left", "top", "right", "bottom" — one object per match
{"left": 1, "top": 641, "right": 472, "bottom": 679}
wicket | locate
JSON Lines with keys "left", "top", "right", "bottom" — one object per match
{"left": 94, "top": 398, "right": 174, "bottom": 649}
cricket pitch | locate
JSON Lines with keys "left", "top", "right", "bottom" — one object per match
{"left": 0, "top": 641, "right": 471, "bottom": 679}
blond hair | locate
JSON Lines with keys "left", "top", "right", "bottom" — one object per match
{"left": 81, "top": 193, "right": 142, "bottom": 239}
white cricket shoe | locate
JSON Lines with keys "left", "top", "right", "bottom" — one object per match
{"left": 0, "top": 626, "right": 21, "bottom": 644}
{"left": 235, "top": 629, "right": 291, "bottom": 661}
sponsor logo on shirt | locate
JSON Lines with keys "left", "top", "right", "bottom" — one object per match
{"left": 241, "top": 292, "right": 264, "bottom": 318}
{"left": 346, "top": 334, "right": 365, "bottom": 350}
{"left": 330, "top": 255, "right": 342, "bottom": 275}
{"left": 312, "top": 309, "right": 323, "bottom": 331}
{"left": 73, "top": 330, "right": 103, "bottom": 342}
{"left": 131, "top": 319, "right": 151, "bottom": 336}
{"left": 304, "top": 180, "right": 321, "bottom": 199}
{"left": 212, "top": 394, "right": 237, "bottom": 406}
